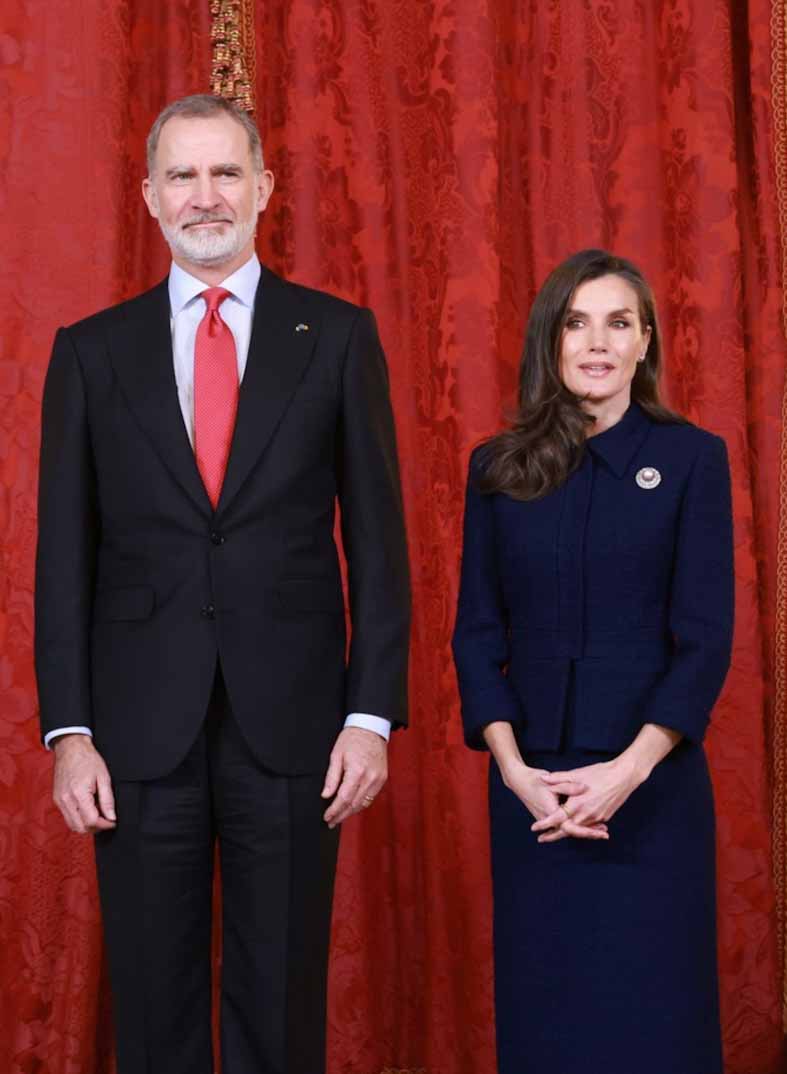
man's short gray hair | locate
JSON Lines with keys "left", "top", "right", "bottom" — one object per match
{"left": 146, "top": 94, "right": 264, "bottom": 176}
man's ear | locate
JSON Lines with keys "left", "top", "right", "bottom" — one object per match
{"left": 142, "top": 177, "right": 159, "bottom": 220}
{"left": 256, "top": 170, "right": 275, "bottom": 215}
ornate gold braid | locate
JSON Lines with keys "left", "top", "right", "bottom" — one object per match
{"left": 210, "top": 0, "right": 256, "bottom": 112}
{"left": 770, "top": 0, "right": 787, "bottom": 1027}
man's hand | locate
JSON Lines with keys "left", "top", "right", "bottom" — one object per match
{"left": 321, "top": 727, "right": 388, "bottom": 829}
{"left": 52, "top": 735, "right": 116, "bottom": 834}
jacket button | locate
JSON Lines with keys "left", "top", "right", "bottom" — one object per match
{"left": 210, "top": 532, "right": 225, "bottom": 546}
{"left": 201, "top": 604, "right": 215, "bottom": 619}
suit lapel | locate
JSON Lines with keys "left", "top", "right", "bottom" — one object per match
{"left": 216, "top": 267, "right": 320, "bottom": 515}
{"left": 111, "top": 280, "right": 213, "bottom": 515}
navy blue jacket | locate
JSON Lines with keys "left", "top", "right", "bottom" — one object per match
{"left": 452, "top": 403, "right": 734, "bottom": 753}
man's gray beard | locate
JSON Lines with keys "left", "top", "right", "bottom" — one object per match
{"left": 160, "top": 213, "right": 257, "bottom": 267}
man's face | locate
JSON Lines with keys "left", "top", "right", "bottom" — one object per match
{"left": 142, "top": 113, "right": 274, "bottom": 270}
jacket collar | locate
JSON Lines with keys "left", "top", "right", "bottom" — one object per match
{"left": 215, "top": 266, "right": 320, "bottom": 514}
{"left": 110, "top": 266, "right": 320, "bottom": 518}
{"left": 585, "top": 401, "right": 652, "bottom": 478}
{"left": 112, "top": 279, "right": 213, "bottom": 514}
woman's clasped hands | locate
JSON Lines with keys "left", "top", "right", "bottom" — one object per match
{"left": 529, "top": 756, "right": 646, "bottom": 843}
{"left": 502, "top": 761, "right": 607, "bottom": 841}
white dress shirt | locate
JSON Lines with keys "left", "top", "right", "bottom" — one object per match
{"left": 45, "top": 255, "right": 390, "bottom": 747}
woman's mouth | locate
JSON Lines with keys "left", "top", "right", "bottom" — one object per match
{"left": 578, "top": 362, "right": 615, "bottom": 377}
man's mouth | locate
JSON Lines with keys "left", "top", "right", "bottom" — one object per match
{"left": 183, "top": 218, "right": 232, "bottom": 229}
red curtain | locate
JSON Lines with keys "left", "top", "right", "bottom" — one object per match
{"left": 1, "top": 2, "right": 785, "bottom": 1072}
{"left": 0, "top": 3, "right": 211, "bottom": 1071}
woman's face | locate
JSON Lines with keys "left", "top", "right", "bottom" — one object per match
{"left": 559, "top": 274, "right": 651, "bottom": 411}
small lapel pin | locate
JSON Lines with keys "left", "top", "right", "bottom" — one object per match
{"left": 295, "top": 323, "right": 310, "bottom": 333}
{"left": 635, "top": 466, "right": 661, "bottom": 490}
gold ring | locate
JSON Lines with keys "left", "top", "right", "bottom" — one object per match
{"left": 563, "top": 802, "right": 573, "bottom": 819}
{"left": 363, "top": 795, "right": 375, "bottom": 807}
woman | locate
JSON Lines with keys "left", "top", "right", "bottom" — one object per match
{"left": 452, "top": 249, "right": 733, "bottom": 1074}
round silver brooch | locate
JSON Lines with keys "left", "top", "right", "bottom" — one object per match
{"left": 635, "top": 466, "right": 662, "bottom": 490}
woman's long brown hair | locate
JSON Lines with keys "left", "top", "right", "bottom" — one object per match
{"left": 476, "top": 248, "right": 683, "bottom": 501}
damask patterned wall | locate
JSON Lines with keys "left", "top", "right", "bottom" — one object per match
{"left": 1, "top": 1, "right": 786, "bottom": 1072}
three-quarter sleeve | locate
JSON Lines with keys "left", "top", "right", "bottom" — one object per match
{"left": 639, "top": 433, "right": 734, "bottom": 743}
{"left": 452, "top": 453, "right": 523, "bottom": 749}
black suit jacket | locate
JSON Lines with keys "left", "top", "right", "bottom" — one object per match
{"left": 35, "top": 267, "right": 410, "bottom": 780}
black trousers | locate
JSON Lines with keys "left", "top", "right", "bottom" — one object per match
{"left": 94, "top": 671, "right": 340, "bottom": 1074}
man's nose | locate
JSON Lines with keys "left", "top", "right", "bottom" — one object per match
{"left": 191, "top": 176, "right": 221, "bottom": 208}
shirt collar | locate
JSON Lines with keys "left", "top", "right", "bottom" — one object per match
{"left": 168, "top": 254, "right": 261, "bottom": 316}
{"left": 585, "top": 401, "right": 652, "bottom": 477}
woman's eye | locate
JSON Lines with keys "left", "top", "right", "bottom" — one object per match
{"left": 565, "top": 319, "right": 584, "bottom": 329}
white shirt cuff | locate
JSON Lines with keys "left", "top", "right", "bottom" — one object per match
{"left": 45, "top": 718, "right": 393, "bottom": 748}
{"left": 44, "top": 726, "right": 93, "bottom": 750}
{"left": 343, "top": 713, "right": 391, "bottom": 741}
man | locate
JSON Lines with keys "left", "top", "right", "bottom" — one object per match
{"left": 35, "top": 94, "right": 410, "bottom": 1074}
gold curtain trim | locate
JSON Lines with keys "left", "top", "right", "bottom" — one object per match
{"left": 210, "top": 0, "right": 256, "bottom": 111}
{"left": 770, "top": 0, "right": 787, "bottom": 1027}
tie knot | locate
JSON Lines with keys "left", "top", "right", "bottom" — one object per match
{"left": 201, "top": 287, "right": 232, "bottom": 313}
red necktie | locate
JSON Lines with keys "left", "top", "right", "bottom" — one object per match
{"left": 194, "top": 287, "right": 238, "bottom": 508}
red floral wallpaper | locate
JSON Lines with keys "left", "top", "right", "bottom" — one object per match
{"left": 1, "top": 1, "right": 785, "bottom": 1072}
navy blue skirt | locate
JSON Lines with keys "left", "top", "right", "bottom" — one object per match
{"left": 489, "top": 741, "right": 722, "bottom": 1074}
